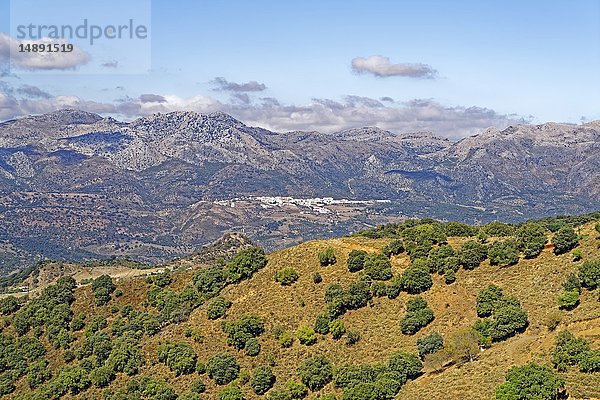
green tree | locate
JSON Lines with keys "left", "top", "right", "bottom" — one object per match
{"left": 329, "top": 320, "right": 346, "bottom": 340}
{"left": 218, "top": 385, "right": 245, "bottom": 400}
{"left": 495, "top": 363, "right": 565, "bottom": 400}
{"left": 157, "top": 342, "right": 197, "bottom": 375}
{"left": 382, "top": 240, "right": 404, "bottom": 257}
{"left": 552, "top": 226, "right": 579, "bottom": 255}
{"left": 206, "top": 297, "right": 232, "bottom": 320}
{"left": 347, "top": 250, "right": 368, "bottom": 272}
{"left": 251, "top": 366, "right": 276, "bottom": 395}
{"left": 476, "top": 285, "right": 504, "bottom": 317}
{"left": 194, "top": 266, "right": 227, "bottom": 299}
{"left": 297, "top": 326, "right": 317, "bottom": 346}
{"left": 314, "top": 313, "right": 332, "bottom": 335}
{"left": 515, "top": 223, "right": 547, "bottom": 258}
{"left": 558, "top": 290, "right": 579, "bottom": 310}
{"left": 226, "top": 247, "right": 268, "bottom": 283}
{"left": 244, "top": 338, "right": 261, "bottom": 357}
{"left": 91, "top": 275, "right": 116, "bottom": 306}
{"left": 458, "top": 240, "right": 487, "bottom": 270}
{"left": 416, "top": 332, "right": 444, "bottom": 358}
{"left": 207, "top": 353, "right": 240, "bottom": 385}
{"left": 400, "top": 262, "right": 433, "bottom": 294}
{"left": 297, "top": 355, "right": 333, "bottom": 391}
{"left": 387, "top": 351, "right": 423, "bottom": 381}
{"left": 0, "top": 296, "right": 21, "bottom": 315}
{"left": 364, "top": 254, "right": 393, "bottom": 281}
{"left": 578, "top": 259, "right": 600, "bottom": 289}
{"left": 488, "top": 240, "right": 519, "bottom": 266}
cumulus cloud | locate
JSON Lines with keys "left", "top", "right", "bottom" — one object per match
{"left": 351, "top": 55, "right": 437, "bottom": 79}
{"left": 211, "top": 77, "right": 267, "bottom": 92}
{"left": 0, "top": 33, "right": 90, "bottom": 70}
{"left": 139, "top": 94, "right": 166, "bottom": 103}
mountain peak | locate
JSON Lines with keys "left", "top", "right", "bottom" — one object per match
{"left": 36, "top": 109, "right": 104, "bottom": 125}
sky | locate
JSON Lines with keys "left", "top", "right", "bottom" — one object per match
{"left": 0, "top": 0, "right": 599, "bottom": 139}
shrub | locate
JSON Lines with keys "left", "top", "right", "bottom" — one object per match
{"left": 297, "top": 326, "right": 317, "bottom": 346}
{"left": 444, "top": 269, "right": 456, "bottom": 284}
{"left": 363, "top": 254, "right": 392, "bottom": 281}
{"left": 400, "top": 262, "right": 433, "bottom": 294}
{"left": 222, "top": 314, "right": 264, "bottom": 350}
{"left": 329, "top": 320, "right": 346, "bottom": 340}
{"left": 151, "top": 270, "right": 173, "bottom": 287}
{"left": 489, "top": 305, "right": 528, "bottom": 341}
{"left": 495, "top": 363, "right": 565, "bottom": 400}
{"left": 553, "top": 226, "right": 579, "bottom": 255}
{"left": 207, "top": 353, "right": 240, "bottom": 385}
{"left": 578, "top": 259, "right": 600, "bottom": 289}
{"left": 244, "top": 338, "right": 261, "bottom": 357}
{"left": 516, "top": 223, "right": 547, "bottom": 258}
{"left": 458, "top": 240, "right": 487, "bottom": 270}
{"left": 314, "top": 313, "right": 332, "bottom": 335}
{"left": 563, "top": 273, "right": 581, "bottom": 292}
{"left": 382, "top": 240, "right": 404, "bottom": 257}
{"left": 476, "top": 285, "right": 505, "bottom": 317}
{"left": 218, "top": 385, "right": 245, "bottom": 400}
{"left": 488, "top": 240, "right": 519, "bottom": 266}
{"left": 552, "top": 330, "right": 591, "bottom": 372}
{"left": 191, "top": 379, "right": 206, "bottom": 393}
{"left": 558, "top": 290, "right": 579, "bottom": 310}
{"left": 157, "top": 342, "right": 197, "bottom": 375}
{"left": 279, "top": 332, "right": 293, "bottom": 348}
{"left": 284, "top": 380, "right": 308, "bottom": 398}
{"left": 346, "top": 330, "right": 360, "bottom": 346}
{"left": 386, "top": 276, "right": 403, "bottom": 299}
{"left": 0, "top": 296, "right": 20, "bottom": 315}
{"left": 333, "top": 364, "right": 375, "bottom": 388}
{"left": 312, "top": 272, "right": 323, "bottom": 284}
{"left": 207, "top": 297, "right": 232, "bottom": 320}
{"left": 347, "top": 250, "right": 368, "bottom": 272}
{"left": 226, "top": 247, "right": 268, "bottom": 283}
{"left": 92, "top": 275, "right": 116, "bottom": 306}
{"left": 275, "top": 268, "right": 299, "bottom": 285}
{"left": 251, "top": 366, "right": 276, "bottom": 395}
{"left": 26, "top": 359, "right": 51, "bottom": 388}
{"left": 400, "top": 306, "right": 434, "bottom": 335}
{"left": 483, "top": 222, "right": 514, "bottom": 236}
{"left": 579, "top": 350, "right": 600, "bottom": 373}
{"left": 194, "top": 266, "right": 227, "bottom": 299}
{"left": 105, "top": 333, "right": 144, "bottom": 375}
{"left": 572, "top": 249, "right": 582, "bottom": 261}
{"left": 388, "top": 351, "right": 423, "bottom": 381}
{"left": 56, "top": 365, "right": 91, "bottom": 394}
{"left": 297, "top": 355, "right": 333, "bottom": 391}
{"left": 417, "top": 332, "right": 444, "bottom": 358}
{"left": 443, "top": 221, "right": 478, "bottom": 237}
{"left": 446, "top": 328, "right": 481, "bottom": 363}
{"left": 90, "top": 365, "right": 115, "bottom": 387}
{"left": 427, "top": 245, "right": 456, "bottom": 274}
{"left": 344, "top": 280, "right": 373, "bottom": 310}
{"left": 319, "top": 248, "right": 337, "bottom": 266}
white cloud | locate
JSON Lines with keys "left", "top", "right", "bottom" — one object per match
{"left": 351, "top": 55, "right": 437, "bottom": 79}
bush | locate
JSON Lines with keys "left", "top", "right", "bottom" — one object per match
{"left": 446, "top": 328, "right": 481, "bottom": 363}
{"left": 579, "top": 350, "right": 600, "bottom": 372}
{"left": 476, "top": 285, "right": 505, "bottom": 317}
{"left": 275, "top": 268, "right": 299, "bottom": 286}
{"left": 207, "top": 297, "right": 232, "bottom": 320}
{"left": 563, "top": 273, "right": 581, "bottom": 292}
{"left": 572, "top": 249, "right": 582, "bottom": 261}
{"left": 105, "top": 333, "right": 144, "bottom": 375}
{"left": 226, "top": 247, "right": 268, "bottom": 283}
{"left": 427, "top": 245, "right": 456, "bottom": 274}
{"left": 400, "top": 262, "right": 433, "bottom": 294}
{"left": 346, "top": 330, "right": 360, "bottom": 346}
{"left": 495, "top": 363, "right": 565, "bottom": 400}
{"left": 251, "top": 366, "right": 276, "bottom": 395}
{"left": 400, "top": 297, "right": 434, "bottom": 335}
{"left": 319, "top": 248, "right": 337, "bottom": 266}
{"left": 489, "top": 305, "right": 528, "bottom": 341}
{"left": 488, "top": 240, "right": 519, "bottom": 266}
{"left": 279, "top": 332, "right": 294, "bottom": 348}
{"left": 207, "top": 353, "right": 240, "bottom": 385}
{"left": 157, "top": 342, "right": 197, "bottom": 375}
{"left": 151, "top": 270, "right": 173, "bottom": 287}
{"left": 516, "top": 223, "right": 547, "bottom": 258}
{"left": 312, "top": 272, "right": 323, "bottom": 284}
{"left": 382, "top": 240, "right": 404, "bottom": 257}
{"left": 553, "top": 226, "right": 579, "bottom": 255}
{"left": 552, "top": 330, "right": 592, "bottom": 372}
{"left": 578, "top": 259, "right": 600, "bottom": 289}
{"left": 314, "top": 313, "right": 332, "bottom": 335}
{"left": 26, "top": 359, "right": 51, "bottom": 388}
{"left": 344, "top": 280, "right": 373, "bottom": 310}
{"left": 388, "top": 351, "right": 423, "bottom": 381}
{"left": 56, "top": 365, "right": 91, "bottom": 394}
{"left": 558, "top": 290, "right": 579, "bottom": 310}
{"left": 0, "top": 296, "right": 20, "bottom": 315}
{"left": 222, "top": 314, "right": 264, "bottom": 350}
{"left": 218, "top": 385, "right": 245, "bottom": 400}
{"left": 347, "top": 250, "right": 368, "bottom": 272}
{"left": 458, "top": 240, "right": 487, "bottom": 270}
{"left": 297, "top": 355, "right": 333, "bottom": 391}
{"left": 444, "top": 269, "right": 456, "bottom": 284}
{"left": 363, "top": 254, "right": 392, "bottom": 281}
{"left": 191, "top": 379, "right": 206, "bottom": 393}
{"left": 90, "top": 365, "right": 115, "bottom": 387}
{"left": 443, "top": 222, "right": 478, "bottom": 237}
{"left": 297, "top": 326, "right": 317, "bottom": 346}
{"left": 329, "top": 320, "right": 346, "bottom": 340}
{"left": 92, "top": 275, "right": 116, "bottom": 306}
{"left": 244, "top": 338, "right": 261, "bottom": 357}
{"left": 417, "top": 332, "right": 444, "bottom": 358}
{"left": 194, "top": 266, "right": 227, "bottom": 299}
{"left": 483, "top": 222, "right": 514, "bottom": 237}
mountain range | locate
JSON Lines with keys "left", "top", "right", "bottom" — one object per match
{"left": 0, "top": 109, "right": 598, "bottom": 273}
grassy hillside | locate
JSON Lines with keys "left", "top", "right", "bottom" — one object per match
{"left": 0, "top": 217, "right": 599, "bottom": 400}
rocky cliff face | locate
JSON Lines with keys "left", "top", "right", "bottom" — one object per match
{"left": 0, "top": 110, "right": 598, "bottom": 273}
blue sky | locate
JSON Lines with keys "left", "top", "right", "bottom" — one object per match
{"left": 1, "top": 0, "right": 599, "bottom": 138}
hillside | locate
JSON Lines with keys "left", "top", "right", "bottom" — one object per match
{"left": 1, "top": 110, "right": 599, "bottom": 274}
{"left": 0, "top": 215, "right": 599, "bottom": 399}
